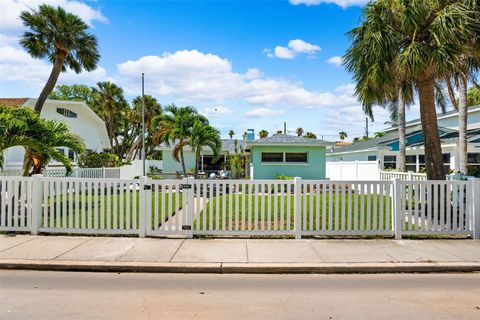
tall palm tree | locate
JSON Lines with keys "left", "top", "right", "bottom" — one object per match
{"left": 259, "top": 130, "right": 268, "bottom": 139}
{"left": 338, "top": 131, "right": 348, "bottom": 141}
{"left": 305, "top": 132, "right": 317, "bottom": 139}
{"left": 152, "top": 105, "right": 207, "bottom": 176}
{"left": 242, "top": 132, "right": 247, "bottom": 140}
{"left": 296, "top": 128, "right": 304, "bottom": 137}
{"left": 190, "top": 120, "right": 222, "bottom": 178}
{"left": 228, "top": 130, "right": 235, "bottom": 139}
{"left": 344, "top": 0, "right": 479, "bottom": 180}
{"left": 19, "top": 5, "right": 99, "bottom": 113}
{"left": 91, "top": 82, "right": 129, "bottom": 152}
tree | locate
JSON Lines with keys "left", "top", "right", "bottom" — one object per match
{"left": 344, "top": 0, "right": 479, "bottom": 180}
{"left": 152, "top": 105, "right": 207, "bottom": 176}
{"left": 19, "top": 5, "right": 99, "bottom": 113}
{"left": 49, "top": 84, "right": 94, "bottom": 107}
{"left": 228, "top": 130, "right": 235, "bottom": 139}
{"left": 242, "top": 132, "right": 247, "bottom": 140}
{"left": 0, "top": 106, "right": 85, "bottom": 175}
{"left": 259, "top": 130, "right": 268, "bottom": 139}
{"left": 338, "top": 131, "right": 348, "bottom": 141}
{"left": 91, "top": 82, "right": 129, "bottom": 153}
{"left": 190, "top": 120, "right": 221, "bottom": 178}
{"left": 374, "top": 132, "right": 385, "bottom": 138}
{"left": 274, "top": 130, "right": 283, "bottom": 136}
{"left": 296, "top": 128, "right": 304, "bottom": 137}
{"left": 305, "top": 132, "right": 317, "bottom": 139}
{"left": 467, "top": 86, "right": 480, "bottom": 106}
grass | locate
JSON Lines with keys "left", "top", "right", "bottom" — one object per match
{"left": 194, "top": 193, "right": 393, "bottom": 231}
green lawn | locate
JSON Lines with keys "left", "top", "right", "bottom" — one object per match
{"left": 194, "top": 193, "right": 393, "bottom": 231}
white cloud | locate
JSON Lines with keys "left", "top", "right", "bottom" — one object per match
{"left": 327, "top": 56, "right": 343, "bottom": 67}
{"left": 117, "top": 50, "right": 357, "bottom": 109}
{"left": 0, "top": 45, "right": 110, "bottom": 92}
{"left": 274, "top": 46, "right": 296, "bottom": 59}
{"left": 335, "top": 83, "right": 355, "bottom": 96}
{"left": 0, "top": 0, "right": 108, "bottom": 33}
{"left": 289, "top": 0, "right": 369, "bottom": 8}
{"left": 200, "top": 106, "right": 234, "bottom": 117}
{"left": 265, "top": 39, "right": 321, "bottom": 59}
{"left": 245, "top": 108, "right": 284, "bottom": 118}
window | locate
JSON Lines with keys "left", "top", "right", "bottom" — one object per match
{"left": 367, "top": 155, "right": 377, "bottom": 161}
{"left": 467, "top": 153, "right": 480, "bottom": 164}
{"left": 261, "top": 153, "right": 283, "bottom": 163}
{"left": 56, "top": 108, "right": 77, "bottom": 118}
{"left": 285, "top": 153, "right": 307, "bottom": 163}
{"left": 467, "top": 153, "right": 480, "bottom": 178}
{"left": 68, "top": 149, "right": 75, "bottom": 161}
{"left": 406, "top": 155, "right": 417, "bottom": 172}
{"left": 383, "top": 155, "right": 396, "bottom": 169}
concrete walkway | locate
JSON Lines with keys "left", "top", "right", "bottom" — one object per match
{"left": 1, "top": 235, "right": 479, "bottom": 273}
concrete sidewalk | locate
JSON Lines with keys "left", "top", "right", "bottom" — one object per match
{"left": 1, "top": 235, "right": 479, "bottom": 273}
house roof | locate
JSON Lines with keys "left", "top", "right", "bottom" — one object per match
{"left": 0, "top": 98, "right": 29, "bottom": 107}
{"left": 158, "top": 139, "right": 247, "bottom": 153}
{"left": 246, "top": 134, "right": 335, "bottom": 147}
{"left": 384, "top": 104, "right": 480, "bottom": 132}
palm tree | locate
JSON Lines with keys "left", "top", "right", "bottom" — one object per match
{"left": 344, "top": 0, "right": 479, "bottom": 180}
{"left": 338, "top": 131, "right": 348, "bottom": 141}
{"left": 19, "top": 4, "right": 99, "bottom": 113}
{"left": 259, "top": 130, "right": 268, "bottom": 139}
{"left": 91, "top": 82, "right": 129, "bottom": 152}
{"left": 242, "top": 131, "right": 247, "bottom": 140}
{"left": 152, "top": 105, "right": 207, "bottom": 176}
{"left": 228, "top": 130, "right": 235, "bottom": 139}
{"left": 305, "top": 132, "right": 317, "bottom": 139}
{"left": 190, "top": 121, "right": 222, "bottom": 178}
{"left": 296, "top": 128, "right": 304, "bottom": 137}
{"left": 274, "top": 130, "right": 283, "bottom": 136}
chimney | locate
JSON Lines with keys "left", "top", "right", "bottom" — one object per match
{"left": 247, "top": 129, "right": 255, "bottom": 141}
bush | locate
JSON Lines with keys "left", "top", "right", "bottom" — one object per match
{"left": 78, "top": 151, "right": 121, "bottom": 168}
{"left": 275, "top": 174, "right": 294, "bottom": 180}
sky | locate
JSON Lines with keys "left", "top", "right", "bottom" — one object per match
{"left": 0, "top": 0, "right": 425, "bottom": 141}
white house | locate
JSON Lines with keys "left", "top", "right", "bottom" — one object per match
{"left": 0, "top": 98, "right": 110, "bottom": 170}
{"left": 327, "top": 105, "right": 480, "bottom": 176}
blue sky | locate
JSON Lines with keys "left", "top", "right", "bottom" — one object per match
{"left": 0, "top": 0, "right": 420, "bottom": 140}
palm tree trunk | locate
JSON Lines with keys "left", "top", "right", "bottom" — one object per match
{"left": 194, "top": 148, "right": 200, "bottom": 179}
{"left": 34, "top": 52, "right": 66, "bottom": 113}
{"left": 458, "top": 75, "right": 468, "bottom": 174}
{"left": 180, "top": 148, "right": 187, "bottom": 176}
{"left": 398, "top": 87, "right": 406, "bottom": 172}
{"left": 417, "top": 72, "right": 445, "bottom": 180}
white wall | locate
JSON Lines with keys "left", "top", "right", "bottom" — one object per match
{"left": 326, "top": 161, "right": 381, "bottom": 180}
{"left": 119, "top": 159, "right": 163, "bottom": 178}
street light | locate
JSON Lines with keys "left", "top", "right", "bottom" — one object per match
{"left": 141, "top": 73, "right": 145, "bottom": 176}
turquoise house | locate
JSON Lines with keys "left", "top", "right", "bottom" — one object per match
{"left": 246, "top": 134, "right": 333, "bottom": 180}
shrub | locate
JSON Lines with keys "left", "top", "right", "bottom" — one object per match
{"left": 78, "top": 151, "right": 120, "bottom": 168}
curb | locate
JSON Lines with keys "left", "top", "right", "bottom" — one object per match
{"left": 1, "top": 260, "right": 480, "bottom": 274}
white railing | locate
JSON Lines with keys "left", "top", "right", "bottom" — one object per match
{"left": 1, "top": 176, "right": 479, "bottom": 239}
{"left": 0, "top": 167, "right": 120, "bottom": 179}
{"left": 326, "top": 161, "right": 380, "bottom": 180}
{"left": 380, "top": 170, "right": 427, "bottom": 181}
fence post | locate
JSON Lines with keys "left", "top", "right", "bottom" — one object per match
{"left": 138, "top": 176, "right": 149, "bottom": 238}
{"left": 31, "top": 174, "right": 43, "bottom": 235}
{"left": 355, "top": 160, "right": 359, "bottom": 180}
{"left": 472, "top": 179, "right": 480, "bottom": 240}
{"left": 407, "top": 171, "right": 413, "bottom": 181}
{"left": 392, "top": 178, "right": 402, "bottom": 239}
{"left": 102, "top": 167, "right": 106, "bottom": 178}
{"left": 185, "top": 177, "right": 195, "bottom": 239}
{"left": 294, "top": 177, "right": 302, "bottom": 240}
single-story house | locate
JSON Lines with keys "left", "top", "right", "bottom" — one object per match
{"left": 159, "top": 129, "right": 334, "bottom": 179}
{"left": 0, "top": 98, "right": 110, "bottom": 170}
{"left": 327, "top": 105, "right": 480, "bottom": 176}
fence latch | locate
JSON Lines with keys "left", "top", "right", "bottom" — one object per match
{"left": 180, "top": 184, "right": 192, "bottom": 189}
{"left": 143, "top": 185, "right": 152, "bottom": 190}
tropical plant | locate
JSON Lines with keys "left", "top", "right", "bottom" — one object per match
{"left": 242, "top": 131, "right": 247, "bottom": 140}
{"left": 0, "top": 106, "right": 85, "bottom": 175}
{"left": 49, "top": 84, "right": 94, "bottom": 107}
{"left": 19, "top": 4, "right": 99, "bottom": 113}
{"left": 190, "top": 120, "right": 222, "bottom": 178}
{"left": 274, "top": 130, "right": 283, "bottom": 136}
{"left": 228, "top": 140, "right": 246, "bottom": 179}
{"left": 296, "top": 127, "right": 304, "bottom": 137}
{"left": 91, "top": 82, "right": 129, "bottom": 152}
{"left": 259, "top": 130, "right": 269, "bottom": 139}
{"left": 228, "top": 130, "right": 235, "bottom": 139}
{"left": 338, "top": 131, "right": 348, "bottom": 141}
{"left": 78, "top": 151, "right": 120, "bottom": 168}
{"left": 305, "top": 132, "right": 317, "bottom": 139}
{"left": 344, "top": 0, "right": 479, "bottom": 180}
{"left": 374, "top": 132, "right": 385, "bottom": 138}
{"left": 152, "top": 105, "right": 207, "bottom": 176}
{"left": 467, "top": 86, "right": 480, "bottom": 106}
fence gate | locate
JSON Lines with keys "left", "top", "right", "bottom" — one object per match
{"left": 146, "top": 178, "right": 194, "bottom": 237}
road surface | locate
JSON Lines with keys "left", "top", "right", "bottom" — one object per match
{"left": 1, "top": 271, "right": 479, "bottom": 319}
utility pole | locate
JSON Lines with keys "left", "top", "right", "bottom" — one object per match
{"left": 365, "top": 117, "right": 369, "bottom": 138}
{"left": 283, "top": 122, "right": 286, "bottom": 134}
{"left": 141, "top": 73, "right": 146, "bottom": 176}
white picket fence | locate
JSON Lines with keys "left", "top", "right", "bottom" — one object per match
{"left": 0, "top": 167, "right": 120, "bottom": 178}
{"left": 380, "top": 170, "right": 427, "bottom": 181}
{"left": 1, "top": 176, "right": 479, "bottom": 239}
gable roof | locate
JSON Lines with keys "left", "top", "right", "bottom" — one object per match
{"left": 0, "top": 98, "right": 29, "bottom": 107}
{"left": 246, "top": 134, "right": 334, "bottom": 147}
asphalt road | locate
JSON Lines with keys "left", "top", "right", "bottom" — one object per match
{"left": 1, "top": 271, "right": 479, "bottom": 320}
